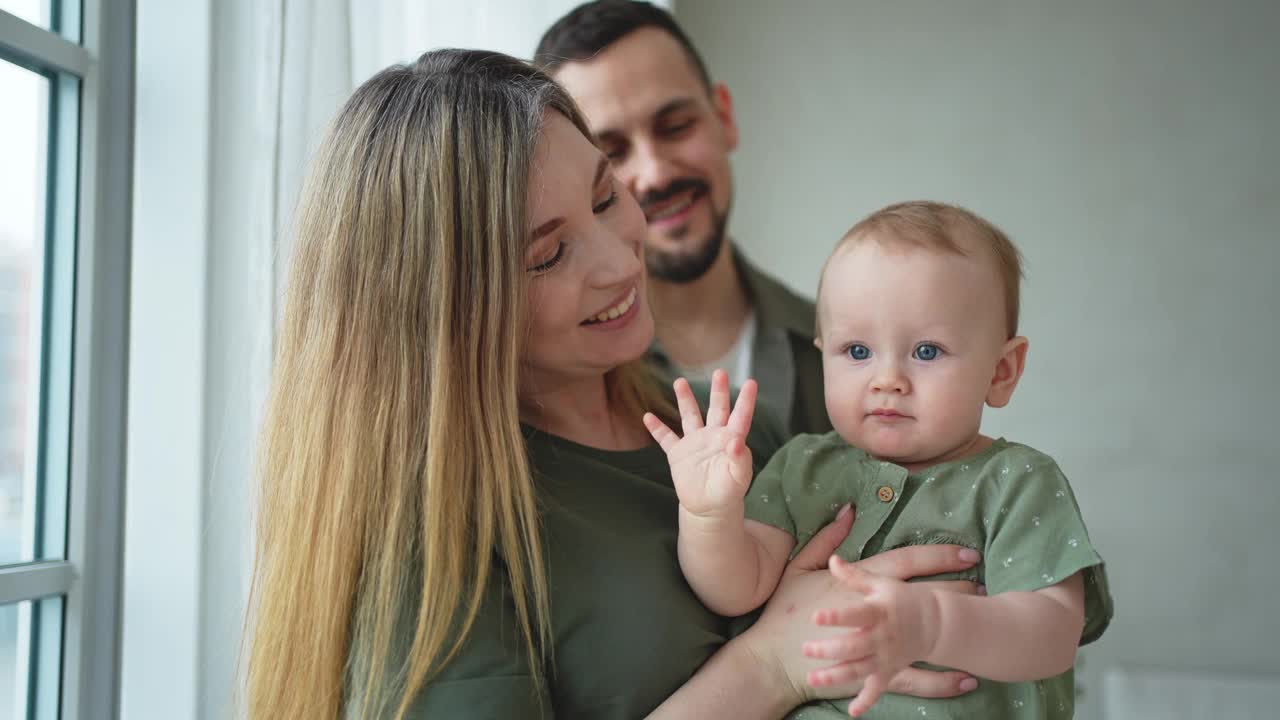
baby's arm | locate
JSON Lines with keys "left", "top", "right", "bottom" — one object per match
{"left": 678, "top": 514, "right": 797, "bottom": 617}
{"left": 807, "top": 559, "right": 1085, "bottom": 716}
{"left": 644, "top": 370, "right": 797, "bottom": 616}
{"left": 918, "top": 570, "right": 1085, "bottom": 680}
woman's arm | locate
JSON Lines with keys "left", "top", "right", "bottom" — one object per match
{"left": 648, "top": 508, "right": 983, "bottom": 718}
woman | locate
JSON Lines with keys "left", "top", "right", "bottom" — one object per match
{"left": 244, "top": 49, "right": 981, "bottom": 719}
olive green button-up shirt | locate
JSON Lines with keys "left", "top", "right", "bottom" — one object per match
{"left": 746, "top": 433, "right": 1113, "bottom": 720}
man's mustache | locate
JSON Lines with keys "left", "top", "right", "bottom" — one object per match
{"left": 639, "top": 178, "right": 708, "bottom": 212}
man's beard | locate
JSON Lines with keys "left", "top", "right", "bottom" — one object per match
{"left": 641, "top": 178, "right": 731, "bottom": 285}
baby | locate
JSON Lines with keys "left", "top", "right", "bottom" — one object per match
{"left": 644, "top": 201, "right": 1112, "bottom": 718}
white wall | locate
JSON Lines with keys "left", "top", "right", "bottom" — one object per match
{"left": 676, "top": 0, "right": 1280, "bottom": 717}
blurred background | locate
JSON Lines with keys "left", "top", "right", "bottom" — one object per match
{"left": 0, "top": 0, "right": 1276, "bottom": 718}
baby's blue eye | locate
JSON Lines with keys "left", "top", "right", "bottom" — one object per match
{"left": 913, "top": 343, "right": 941, "bottom": 361}
{"left": 847, "top": 344, "right": 870, "bottom": 361}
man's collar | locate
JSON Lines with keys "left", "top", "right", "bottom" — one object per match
{"left": 649, "top": 247, "right": 817, "bottom": 367}
{"left": 731, "top": 248, "right": 817, "bottom": 339}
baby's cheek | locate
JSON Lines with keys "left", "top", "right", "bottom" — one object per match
{"left": 826, "top": 405, "right": 864, "bottom": 448}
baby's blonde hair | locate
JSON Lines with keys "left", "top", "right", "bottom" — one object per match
{"left": 818, "top": 200, "right": 1025, "bottom": 338}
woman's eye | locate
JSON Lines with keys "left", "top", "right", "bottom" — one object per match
{"left": 527, "top": 242, "right": 564, "bottom": 273}
{"left": 913, "top": 343, "right": 941, "bottom": 361}
{"left": 846, "top": 344, "right": 870, "bottom": 361}
{"left": 593, "top": 190, "right": 618, "bottom": 214}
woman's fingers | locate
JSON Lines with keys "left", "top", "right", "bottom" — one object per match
{"left": 884, "top": 667, "right": 978, "bottom": 699}
{"left": 786, "top": 504, "right": 854, "bottom": 573}
{"left": 851, "top": 544, "right": 980, "bottom": 581}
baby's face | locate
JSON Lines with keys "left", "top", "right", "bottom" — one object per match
{"left": 816, "top": 240, "right": 1015, "bottom": 471}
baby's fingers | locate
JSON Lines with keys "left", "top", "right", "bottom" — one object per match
{"left": 673, "top": 377, "right": 705, "bottom": 434}
{"left": 803, "top": 628, "right": 876, "bottom": 662}
{"left": 726, "top": 378, "right": 758, "bottom": 436}
{"left": 642, "top": 413, "right": 680, "bottom": 453}
{"left": 807, "top": 657, "right": 871, "bottom": 689}
{"left": 813, "top": 602, "right": 882, "bottom": 628}
{"left": 705, "top": 369, "right": 731, "bottom": 426}
{"left": 847, "top": 673, "right": 890, "bottom": 717}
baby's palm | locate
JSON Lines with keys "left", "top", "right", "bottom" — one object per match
{"left": 643, "top": 370, "right": 758, "bottom": 518}
{"left": 666, "top": 423, "right": 753, "bottom": 515}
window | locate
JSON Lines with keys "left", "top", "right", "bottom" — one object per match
{"left": 1, "top": 0, "right": 129, "bottom": 717}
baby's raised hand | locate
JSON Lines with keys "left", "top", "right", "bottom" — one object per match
{"left": 804, "top": 556, "right": 941, "bottom": 717}
{"left": 643, "top": 369, "right": 757, "bottom": 519}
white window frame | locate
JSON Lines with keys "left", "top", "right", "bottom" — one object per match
{"left": 0, "top": 1, "right": 132, "bottom": 717}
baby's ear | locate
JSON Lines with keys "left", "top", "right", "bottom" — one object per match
{"left": 813, "top": 337, "right": 824, "bottom": 351}
{"left": 987, "top": 337, "right": 1029, "bottom": 408}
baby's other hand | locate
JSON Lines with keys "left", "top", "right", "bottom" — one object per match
{"left": 803, "top": 556, "right": 941, "bottom": 716}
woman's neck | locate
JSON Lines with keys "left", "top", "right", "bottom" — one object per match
{"left": 519, "top": 373, "right": 650, "bottom": 451}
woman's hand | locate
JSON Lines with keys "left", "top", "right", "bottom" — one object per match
{"left": 736, "top": 507, "right": 982, "bottom": 709}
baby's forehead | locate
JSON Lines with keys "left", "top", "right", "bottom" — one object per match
{"left": 817, "top": 240, "right": 1007, "bottom": 330}
{"left": 821, "top": 235, "right": 1001, "bottom": 286}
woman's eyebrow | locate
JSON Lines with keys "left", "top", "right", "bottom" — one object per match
{"left": 530, "top": 156, "right": 611, "bottom": 243}
{"left": 531, "top": 217, "right": 563, "bottom": 243}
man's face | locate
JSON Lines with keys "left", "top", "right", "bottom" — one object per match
{"left": 553, "top": 28, "right": 738, "bottom": 284}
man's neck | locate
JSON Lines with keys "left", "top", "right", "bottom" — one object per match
{"left": 649, "top": 242, "right": 752, "bottom": 369}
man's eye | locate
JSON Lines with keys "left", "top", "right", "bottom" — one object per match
{"left": 913, "top": 343, "right": 941, "bottom": 361}
{"left": 846, "top": 344, "right": 870, "bottom": 361}
{"left": 659, "top": 119, "right": 694, "bottom": 136}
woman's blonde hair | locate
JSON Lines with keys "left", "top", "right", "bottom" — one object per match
{"left": 245, "top": 48, "right": 670, "bottom": 719}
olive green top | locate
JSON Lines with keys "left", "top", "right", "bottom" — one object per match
{"left": 346, "top": 389, "right": 789, "bottom": 718}
{"left": 745, "top": 433, "right": 1114, "bottom": 720}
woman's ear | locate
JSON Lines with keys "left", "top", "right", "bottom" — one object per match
{"left": 987, "top": 336, "right": 1029, "bottom": 408}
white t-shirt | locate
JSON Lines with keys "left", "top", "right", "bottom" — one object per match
{"left": 675, "top": 310, "right": 757, "bottom": 389}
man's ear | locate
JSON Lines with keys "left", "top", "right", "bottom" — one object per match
{"left": 711, "top": 82, "right": 739, "bottom": 151}
{"left": 987, "top": 336, "right": 1029, "bottom": 408}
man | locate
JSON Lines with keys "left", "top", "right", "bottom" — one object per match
{"left": 536, "top": 0, "right": 832, "bottom": 435}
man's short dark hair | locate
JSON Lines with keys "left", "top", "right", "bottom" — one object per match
{"left": 534, "top": 0, "right": 712, "bottom": 90}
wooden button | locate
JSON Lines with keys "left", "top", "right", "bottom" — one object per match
{"left": 877, "top": 486, "right": 895, "bottom": 502}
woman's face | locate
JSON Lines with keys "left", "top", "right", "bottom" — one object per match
{"left": 521, "top": 111, "right": 654, "bottom": 391}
